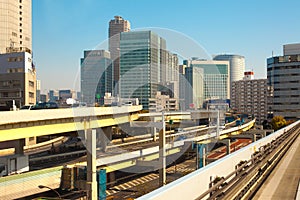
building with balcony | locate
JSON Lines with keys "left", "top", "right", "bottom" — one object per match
{"left": 231, "top": 71, "right": 268, "bottom": 124}
{"left": 0, "top": 52, "right": 36, "bottom": 109}
{"left": 149, "top": 91, "right": 178, "bottom": 112}
{"left": 0, "top": 0, "right": 32, "bottom": 54}
{"left": 267, "top": 43, "right": 300, "bottom": 119}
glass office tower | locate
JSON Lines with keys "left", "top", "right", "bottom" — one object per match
{"left": 119, "top": 31, "right": 162, "bottom": 110}
{"left": 80, "top": 50, "right": 113, "bottom": 106}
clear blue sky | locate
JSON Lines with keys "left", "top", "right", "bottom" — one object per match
{"left": 32, "top": 0, "right": 300, "bottom": 92}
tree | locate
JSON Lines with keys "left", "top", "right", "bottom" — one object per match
{"left": 271, "top": 116, "right": 287, "bottom": 131}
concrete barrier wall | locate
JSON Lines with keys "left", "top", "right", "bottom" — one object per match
{"left": 138, "top": 120, "right": 300, "bottom": 200}
{"left": 0, "top": 166, "right": 62, "bottom": 199}
{"left": 0, "top": 105, "right": 142, "bottom": 125}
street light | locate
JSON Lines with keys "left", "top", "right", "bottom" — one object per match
{"left": 157, "top": 106, "right": 166, "bottom": 186}
{"left": 38, "top": 185, "right": 62, "bottom": 199}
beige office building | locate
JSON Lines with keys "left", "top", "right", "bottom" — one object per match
{"left": 0, "top": 0, "right": 34, "bottom": 109}
{"left": 149, "top": 92, "right": 178, "bottom": 112}
{"left": 0, "top": 0, "right": 32, "bottom": 54}
{"left": 108, "top": 16, "right": 130, "bottom": 86}
{"left": 0, "top": 52, "right": 36, "bottom": 109}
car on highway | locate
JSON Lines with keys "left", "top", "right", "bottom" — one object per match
{"left": 20, "top": 105, "right": 33, "bottom": 110}
{"left": 175, "top": 135, "right": 187, "bottom": 141}
{"left": 31, "top": 102, "right": 59, "bottom": 110}
{"left": 174, "top": 128, "right": 184, "bottom": 133}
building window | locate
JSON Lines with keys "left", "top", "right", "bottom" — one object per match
{"left": 2, "top": 92, "right": 8, "bottom": 98}
{"left": 12, "top": 80, "right": 21, "bottom": 87}
{"left": 29, "top": 92, "right": 34, "bottom": 98}
{"left": 19, "top": 5, "right": 22, "bottom": 9}
{"left": 29, "top": 81, "right": 34, "bottom": 87}
{"left": 1, "top": 81, "right": 9, "bottom": 87}
{"left": 19, "top": 17, "right": 22, "bottom": 21}
{"left": 19, "top": 11, "right": 22, "bottom": 15}
{"left": 20, "top": 23, "right": 22, "bottom": 27}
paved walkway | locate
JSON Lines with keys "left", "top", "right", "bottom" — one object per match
{"left": 253, "top": 133, "right": 300, "bottom": 200}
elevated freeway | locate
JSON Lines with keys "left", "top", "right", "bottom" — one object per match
{"left": 0, "top": 105, "right": 142, "bottom": 142}
{"left": 0, "top": 118, "right": 255, "bottom": 199}
{"left": 138, "top": 120, "right": 300, "bottom": 200}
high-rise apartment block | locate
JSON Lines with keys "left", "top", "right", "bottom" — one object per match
{"left": 80, "top": 50, "right": 113, "bottom": 106}
{"left": 0, "top": 0, "right": 32, "bottom": 54}
{"left": 231, "top": 71, "right": 268, "bottom": 124}
{"left": 108, "top": 16, "right": 130, "bottom": 90}
{"left": 0, "top": 0, "right": 35, "bottom": 110}
{"left": 267, "top": 43, "right": 300, "bottom": 119}
{"left": 0, "top": 52, "right": 36, "bottom": 108}
{"left": 184, "top": 59, "right": 230, "bottom": 100}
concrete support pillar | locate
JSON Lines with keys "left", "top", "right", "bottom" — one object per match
{"left": 96, "top": 128, "right": 109, "bottom": 153}
{"left": 159, "top": 112, "right": 166, "bottom": 187}
{"left": 102, "top": 127, "right": 113, "bottom": 141}
{"left": 151, "top": 116, "right": 157, "bottom": 142}
{"left": 252, "top": 134, "right": 257, "bottom": 142}
{"left": 261, "top": 131, "right": 266, "bottom": 138}
{"left": 86, "top": 129, "right": 97, "bottom": 200}
{"left": 196, "top": 144, "right": 206, "bottom": 169}
{"left": 222, "top": 139, "right": 231, "bottom": 155}
{"left": 152, "top": 127, "right": 157, "bottom": 142}
{"left": 15, "top": 139, "right": 25, "bottom": 155}
{"left": 108, "top": 171, "right": 116, "bottom": 186}
{"left": 25, "top": 136, "right": 37, "bottom": 147}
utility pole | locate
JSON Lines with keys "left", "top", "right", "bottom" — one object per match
{"left": 159, "top": 110, "right": 166, "bottom": 186}
{"left": 85, "top": 117, "right": 97, "bottom": 200}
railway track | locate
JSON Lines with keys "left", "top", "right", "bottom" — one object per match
{"left": 29, "top": 125, "right": 214, "bottom": 169}
{"left": 29, "top": 119, "right": 253, "bottom": 170}
{"left": 198, "top": 123, "right": 300, "bottom": 200}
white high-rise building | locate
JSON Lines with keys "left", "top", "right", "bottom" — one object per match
{"left": 184, "top": 59, "right": 230, "bottom": 100}
{"left": 0, "top": 0, "right": 32, "bottom": 54}
{"left": 213, "top": 54, "right": 245, "bottom": 83}
{"left": 267, "top": 43, "right": 300, "bottom": 119}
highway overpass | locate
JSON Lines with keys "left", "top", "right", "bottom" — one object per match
{"left": 0, "top": 118, "right": 256, "bottom": 199}
{"left": 0, "top": 105, "right": 142, "bottom": 142}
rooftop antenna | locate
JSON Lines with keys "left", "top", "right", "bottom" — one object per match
{"left": 272, "top": 50, "right": 274, "bottom": 57}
